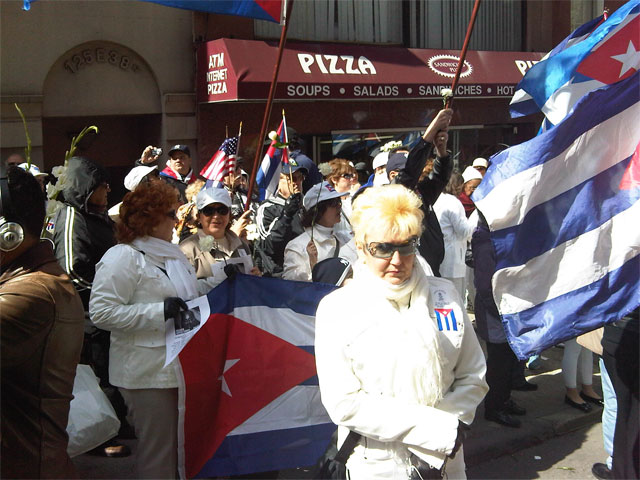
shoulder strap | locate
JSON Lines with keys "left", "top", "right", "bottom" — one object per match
{"left": 332, "top": 235, "right": 341, "bottom": 257}
{"left": 334, "top": 430, "right": 361, "bottom": 464}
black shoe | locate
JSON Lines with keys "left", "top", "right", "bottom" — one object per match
{"left": 581, "top": 392, "right": 604, "bottom": 406}
{"left": 512, "top": 380, "right": 538, "bottom": 391}
{"left": 564, "top": 396, "right": 593, "bottom": 412}
{"left": 504, "top": 398, "right": 526, "bottom": 416}
{"left": 592, "top": 462, "right": 613, "bottom": 479}
{"left": 484, "top": 410, "right": 521, "bottom": 428}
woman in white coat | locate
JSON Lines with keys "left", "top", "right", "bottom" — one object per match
{"left": 315, "top": 185, "right": 488, "bottom": 479}
{"left": 283, "top": 181, "right": 357, "bottom": 282}
{"left": 433, "top": 172, "right": 476, "bottom": 300}
{"left": 89, "top": 181, "right": 217, "bottom": 479}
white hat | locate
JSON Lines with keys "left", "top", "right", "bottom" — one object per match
{"left": 372, "top": 151, "right": 389, "bottom": 170}
{"left": 18, "top": 162, "right": 47, "bottom": 177}
{"left": 303, "top": 181, "right": 348, "bottom": 211}
{"left": 107, "top": 202, "right": 122, "bottom": 222}
{"left": 462, "top": 166, "right": 483, "bottom": 184}
{"left": 124, "top": 165, "right": 158, "bottom": 191}
{"left": 472, "top": 157, "right": 489, "bottom": 169}
{"left": 195, "top": 187, "right": 232, "bottom": 211}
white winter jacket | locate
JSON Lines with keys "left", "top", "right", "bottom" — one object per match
{"left": 433, "top": 193, "right": 474, "bottom": 279}
{"left": 89, "top": 238, "right": 217, "bottom": 389}
{"left": 282, "top": 224, "right": 357, "bottom": 282}
{"left": 315, "top": 260, "right": 487, "bottom": 479}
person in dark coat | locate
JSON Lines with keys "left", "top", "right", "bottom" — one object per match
{"left": 159, "top": 144, "right": 197, "bottom": 203}
{"left": 472, "top": 213, "right": 527, "bottom": 428}
{"left": 50, "top": 156, "right": 130, "bottom": 456}
{"left": 391, "top": 109, "right": 453, "bottom": 277}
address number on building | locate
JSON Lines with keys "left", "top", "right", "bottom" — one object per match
{"left": 63, "top": 48, "right": 140, "bottom": 74}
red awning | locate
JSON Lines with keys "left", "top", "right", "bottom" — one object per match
{"left": 197, "top": 38, "right": 545, "bottom": 103}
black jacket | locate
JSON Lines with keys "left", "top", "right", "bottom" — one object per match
{"left": 51, "top": 157, "right": 115, "bottom": 309}
{"left": 394, "top": 138, "right": 452, "bottom": 277}
{"left": 255, "top": 194, "right": 304, "bottom": 277}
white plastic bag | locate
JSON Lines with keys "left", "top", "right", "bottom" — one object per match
{"left": 66, "top": 364, "right": 121, "bottom": 457}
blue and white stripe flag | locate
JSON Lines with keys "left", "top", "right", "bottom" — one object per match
{"left": 473, "top": 71, "right": 640, "bottom": 360}
{"left": 255, "top": 116, "right": 288, "bottom": 201}
{"left": 509, "top": 0, "right": 639, "bottom": 128}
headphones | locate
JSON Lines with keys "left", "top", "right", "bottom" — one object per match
{"left": 0, "top": 163, "right": 24, "bottom": 252}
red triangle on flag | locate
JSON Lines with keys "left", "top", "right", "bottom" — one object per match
{"left": 179, "top": 313, "right": 318, "bottom": 478}
{"left": 619, "top": 141, "right": 640, "bottom": 190}
{"left": 576, "top": 17, "right": 639, "bottom": 85}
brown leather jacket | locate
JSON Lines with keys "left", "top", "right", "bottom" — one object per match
{"left": 1, "top": 241, "right": 84, "bottom": 479}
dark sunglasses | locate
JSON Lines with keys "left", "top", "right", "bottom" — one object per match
{"left": 366, "top": 237, "right": 419, "bottom": 259}
{"left": 341, "top": 173, "right": 355, "bottom": 180}
{"left": 200, "top": 205, "right": 230, "bottom": 217}
{"left": 165, "top": 210, "right": 177, "bottom": 220}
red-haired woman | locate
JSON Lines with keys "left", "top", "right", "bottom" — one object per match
{"left": 89, "top": 181, "right": 216, "bottom": 479}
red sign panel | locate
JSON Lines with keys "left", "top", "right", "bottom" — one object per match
{"left": 197, "top": 38, "right": 545, "bottom": 103}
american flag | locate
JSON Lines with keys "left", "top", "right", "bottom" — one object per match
{"left": 200, "top": 137, "right": 239, "bottom": 187}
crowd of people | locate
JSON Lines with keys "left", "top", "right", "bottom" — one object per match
{"left": 1, "top": 106, "right": 638, "bottom": 480}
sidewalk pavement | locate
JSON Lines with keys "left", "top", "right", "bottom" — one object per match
{"left": 72, "top": 334, "right": 603, "bottom": 479}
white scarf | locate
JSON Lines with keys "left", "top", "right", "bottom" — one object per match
{"left": 353, "top": 256, "right": 445, "bottom": 406}
{"left": 132, "top": 236, "right": 198, "bottom": 300}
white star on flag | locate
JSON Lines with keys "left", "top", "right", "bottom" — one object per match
{"left": 218, "top": 359, "right": 240, "bottom": 397}
{"left": 611, "top": 40, "right": 640, "bottom": 78}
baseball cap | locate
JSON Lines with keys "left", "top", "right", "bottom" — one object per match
{"left": 372, "top": 151, "right": 389, "bottom": 170}
{"left": 386, "top": 152, "right": 409, "bottom": 175}
{"left": 303, "top": 181, "right": 348, "bottom": 211}
{"left": 124, "top": 165, "right": 158, "bottom": 191}
{"left": 281, "top": 158, "right": 308, "bottom": 175}
{"left": 472, "top": 157, "right": 489, "bottom": 169}
{"left": 18, "top": 162, "right": 47, "bottom": 178}
{"left": 168, "top": 144, "right": 191, "bottom": 157}
{"left": 462, "top": 166, "right": 483, "bottom": 184}
{"left": 195, "top": 187, "right": 232, "bottom": 210}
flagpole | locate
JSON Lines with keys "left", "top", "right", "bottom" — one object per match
{"left": 446, "top": 0, "right": 482, "bottom": 109}
{"left": 245, "top": 0, "right": 295, "bottom": 211}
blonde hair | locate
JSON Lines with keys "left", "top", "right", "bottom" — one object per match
{"left": 351, "top": 185, "right": 424, "bottom": 245}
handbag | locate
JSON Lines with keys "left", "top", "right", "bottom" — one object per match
{"left": 66, "top": 364, "right": 121, "bottom": 457}
{"left": 315, "top": 430, "right": 361, "bottom": 480}
{"left": 409, "top": 452, "right": 445, "bottom": 480}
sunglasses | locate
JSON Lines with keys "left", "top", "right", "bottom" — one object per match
{"left": 200, "top": 205, "right": 230, "bottom": 217}
{"left": 165, "top": 210, "right": 177, "bottom": 220}
{"left": 365, "top": 237, "right": 419, "bottom": 259}
{"left": 341, "top": 173, "right": 355, "bottom": 180}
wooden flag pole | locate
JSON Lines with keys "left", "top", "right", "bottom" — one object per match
{"left": 446, "top": 0, "right": 482, "bottom": 109}
{"left": 244, "top": 0, "right": 295, "bottom": 211}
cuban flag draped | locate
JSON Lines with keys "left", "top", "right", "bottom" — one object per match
{"left": 200, "top": 137, "right": 239, "bottom": 188}
{"left": 473, "top": 72, "right": 640, "bottom": 360}
{"left": 255, "top": 116, "right": 288, "bottom": 201}
{"left": 177, "top": 274, "right": 336, "bottom": 478}
{"left": 24, "top": 0, "right": 284, "bottom": 23}
{"left": 509, "top": 0, "right": 639, "bottom": 127}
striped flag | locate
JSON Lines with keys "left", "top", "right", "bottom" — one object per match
{"left": 177, "top": 274, "right": 336, "bottom": 478}
{"left": 24, "top": 0, "right": 284, "bottom": 23}
{"left": 509, "top": 0, "right": 639, "bottom": 128}
{"left": 255, "top": 116, "right": 288, "bottom": 201}
{"left": 473, "top": 71, "right": 640, "bottom": 359}
{"left": 200, "top": 137, "right": 239, "bottom": 188}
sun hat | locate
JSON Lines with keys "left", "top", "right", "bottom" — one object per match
{"left": 124, "top": 165, "right": 158, "bottom": 191}
{"left": 303, "top": 181, "right": 348, "bottom": 211}
{"left": 195, "top": 187, "right": 232, "bottom": 210}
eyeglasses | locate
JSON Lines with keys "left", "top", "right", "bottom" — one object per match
{"left": 200, "top": 205, "right": 230, "bottom": 217}
{"left": 165, "top": 210, "right": 177, "bottom": 220}
{"left": 365, "top": 237, "right": 419, "bottom": 259}
{"left": 341, "top": 173, "right": 355, "bottom": 180}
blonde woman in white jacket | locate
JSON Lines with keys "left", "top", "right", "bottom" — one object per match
{"left": 315, "top": 185, "right": 488, "bottom": 479}
{"left": 283, "top": 182, "right": 357, "bottom": 282}
{"left": 89, "top": 181, "right": 217, "bottom": 479}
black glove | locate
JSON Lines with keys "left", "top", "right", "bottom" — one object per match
{"left": 224, "top": 263, "right": 241, "bottom": 279}
{"left": 283, "top": 193, "right": 302, "bottom": 217}
{"left": 449, "top": 421, "right": 470, "bottom": 459}
{"left": 165, "top": 297, "right": 189, "bottom": 332}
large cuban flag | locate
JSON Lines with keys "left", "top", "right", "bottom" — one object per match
{"left": 255, "top": 116, "right": 288, "bottom": 201}
{"left": 23, "top": 0, "right": 284, "bottom": 23}
{"left": 509, "top": 0, "right": 639, "bottom": 127}
{"left": 177, "top": 274, "right": 337, "bottom": 478}
{"left": 473, "top": 71, "right": 640, "bottom": 360}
